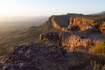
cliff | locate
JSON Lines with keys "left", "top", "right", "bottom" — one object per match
{"left": 69, "top": 17, "right": 95, "bottom": 26}
{"left": 99, "top": 22, "right": 105, "bottom": 33}
{"left": 45, "top": 14, "right": 105, "bottom": 33}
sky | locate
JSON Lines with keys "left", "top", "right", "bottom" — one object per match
{"left": 0, "top": 0, "right": 105, "bottom": 17}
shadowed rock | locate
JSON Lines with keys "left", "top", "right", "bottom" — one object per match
{"left": 0, "top": 43, "right": 67, "bottom": 70}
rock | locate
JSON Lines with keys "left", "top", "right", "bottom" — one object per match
{"left": 99, "top": 22, "right": 105, "bottom": 33}
{"left": 69, "top": 17, "right": 95, "bottom": 26}
{"left": 40, "top": 32, "right": 71, "bottom": 46}
{"left": 3, "top": 64, "right": 19, "bottom": 70}
{"left": 68, "top": 17, "right": 96, "bottom": 33}
{"left": 40, "top": 32, "right": 95, "bottom": 53}
{"left": 44, "top": 14, "right": 105, "bottom": 33}
{"left": 69, "top": 24, "right": 80, "bottom": 31}
{"left": 19, "top": 63, "right": 36, "bottom": 70}
{"left": 62, "top": 34, "right": 92, "bottom": 52}
{"left": 51, "top": 16, "right": 67, "bottom": 32}
{"left": 0, "top": 63, "right": 2, "bottom": 70}
{"left": 0, "top": 43, "right": 67, "bottom": 70}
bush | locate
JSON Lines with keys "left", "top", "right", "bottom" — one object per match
{"left": 0, "top": 47, "right": 7, "bottom": 56}
{"left": 89, "top": 42, "right": 105, "bottom": 56}
{"left": 91, "top": 61, "right": 105, "bottom": 70}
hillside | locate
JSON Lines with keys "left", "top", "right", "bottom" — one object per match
{"left": 0, "top": 13, "right": 105, "bottom": 70}
{"left": 0, "top": 24, "right": 60, "bottom": 55}
{"left": 0, "top": 13, "right": 105, "bottom": 55}
{"left": 91, "top": 11, "right": 105, "bottom": 16}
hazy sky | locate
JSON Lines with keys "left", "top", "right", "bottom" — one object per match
{"left": 0, "top": 0, "right": 105, "bottom": 17}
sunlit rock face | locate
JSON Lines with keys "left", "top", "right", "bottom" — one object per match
{"left": 44, "top": 14, "right": 105, "bottom": 34}
{"left": 99, "top": 22, "right": 105, "bottom": 33}
{"left": 69, "top": 17, "right": 95, "bottom": 26}
{"left": 51, "top": 16, "right": 68, "bottom": 32}
{"left": 68, "top": 17, "right": 97, "bottom": 33}
{"left": 45, "top": 16, "right": 97, "bottom": 33}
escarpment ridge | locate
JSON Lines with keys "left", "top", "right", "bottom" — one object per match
{"left": 45, "top": 14, "right": 105, "bottom": 33}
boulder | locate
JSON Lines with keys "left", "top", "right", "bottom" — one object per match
{"left": 62, "top": 34, "right": 92, "bottom": 52}
{"left": 69, "top": 17, "right": 95, "bottom": 26}
{"left": 0, "top": 43, "right": 67, "bottom": 70}
{"left": 99, "top": 22, "right": 105, "bottom": 33}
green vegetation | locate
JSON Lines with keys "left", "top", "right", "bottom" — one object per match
{"left": 89, "top": 42, "right": 105, "bottom": 56}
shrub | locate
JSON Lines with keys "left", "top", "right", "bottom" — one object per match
{"left": 0, "top": 47, "right": 7, "bottom": 56}
{"left": 91, "top": 61, "right": 105, "bottom": 70}
{"left": 89, "top": 42, "right": 105, "bottom": 56}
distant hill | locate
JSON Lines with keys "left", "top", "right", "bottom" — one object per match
{"left": 91, "top": 11, "right": 105, "bottom": 16}
{"left": 0, "top": 16, "right": 48, "bottom": 31}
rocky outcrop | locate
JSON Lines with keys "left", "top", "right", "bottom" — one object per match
{"left": 39, "top": 32, "right": 105, "bottom": 70}
{"left": 40, "top": 32, "right": 102, "bottom": 53}
{"left": 45, "top": 16, "right": 97, "bottom": 33}
{"left": 51, "top": 16, "right": 67, "bottom": 32}
{"left": 40, "top": 32, "right": 70, "bottom": 46}
{"left": 0, "top": 42, "right": 67, "bottom": 70}
{"left": 69, "top": 17, "right": 95, "bottom": 26}
{"left": 69, "top": 23, "right": 96, "bottom": 33}
{"left": 0, "top": 41, "right": 98, "bottom": 70}
{"left": 99, "top": 22, "right": 105, "bottom": 33}
{"left": 68, "top": 17, "right": 97, "bottom": 34}
{"left": 44, "top": 14, "right": 105, "bottom": 33}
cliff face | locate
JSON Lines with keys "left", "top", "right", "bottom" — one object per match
{"left": 51, "top": 16, "right": 61, "bottom": 30}
{"left": 51, "top": 16, "right": 67, "bottom": 32}
{"left": 69, "top": 17, "right": 95, "bottom": 26}
{"left": 99, "top": 22, "right": 105, "bottom": 33}
{"left": 45, "top": 14, "right": 105, "bottom": 33}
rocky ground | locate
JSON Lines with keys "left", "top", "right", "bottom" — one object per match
{"left": 0, "top": 31, "right": 104, "bottom": 70}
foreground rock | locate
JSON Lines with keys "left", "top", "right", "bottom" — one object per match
{"left": 0, "top": 42, "right": 67, "bottom": 70}
{"left": 99, "top": 22, "right": 105, "bottom": 33}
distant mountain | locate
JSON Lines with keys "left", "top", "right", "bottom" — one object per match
{"left": 0, "top": 16, "right": 48, "bottom": 31}
{"left": 0, "top": 16, "right": 48, "bottom": 22}
{"left": 91, "top": 11, "right": 105, "bottom": 16}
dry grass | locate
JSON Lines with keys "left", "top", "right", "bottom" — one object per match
{"left": 91, "top": 61, "right": 105, "bottom": 70}
{"left": 89, "top": 42, "right": 105, "bottom": 56}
